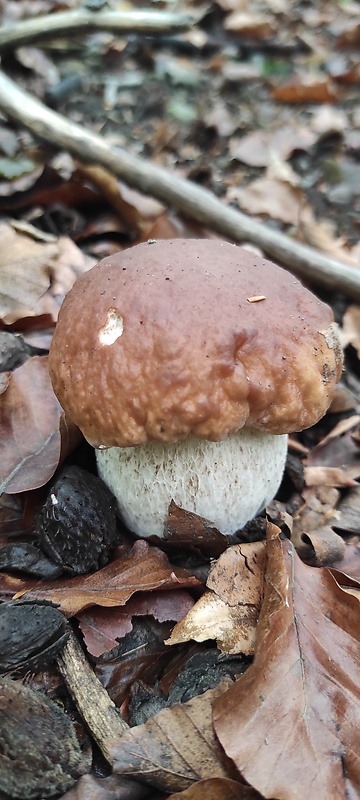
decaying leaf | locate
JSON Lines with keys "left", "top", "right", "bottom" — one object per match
{"left": 78, "top": 590, "right": 195, "bottom": 657}
{"left": 272, "top": 73, "right": 339, "bottom": 103}
{"left": 229, "top": 126, "right": 316, "bottom": 167}
{"left": 228, "top": 178, "right": 303, "bottom": 225}
{"left": 340, "top": 305, "right": 360, "bottom": 358}
{"left": 168, "top": 777, "right": 262, "bottom": 799}
{"left": 304, "top": 465, "right": 358, "bottom": 488}
{"left": 108, "top": 680, "right": 236, "bottom": 793}
{"left": 224, "top": 12, "right": 275, "bottom": 39}
{"left": 0, "top": 356, "right": 66, "bottom": 494}
{"left": 166, "top": 542, "right": 265, "bottom": 655}
{"left": 0, "top": 222, "right": 56, "bottom": 324}
{"left": 18, "top": 539, "right": 200, "bottom": 616}
{"left": 213, "top": 523, "right": 360, "bottom": 799}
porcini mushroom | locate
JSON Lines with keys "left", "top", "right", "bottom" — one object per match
{"left": 49, "top": 239, "right": 342, "bottom": 538}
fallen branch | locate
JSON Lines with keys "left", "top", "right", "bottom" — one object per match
{"left": 0, "top": 69, "right": 359, "bottom": 298}
{"left": 0, "top": 8, "right": 196, "bottom": 53}
{"left": 56, "top": 628, "right": 128, "bottom": 762}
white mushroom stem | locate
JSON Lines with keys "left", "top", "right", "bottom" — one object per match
{"left": 95, "top": 428, "right": 288, "bottom": 538}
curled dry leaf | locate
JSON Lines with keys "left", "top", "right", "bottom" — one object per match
{"left": 166, "top": 542, "right": 265, "bottom": 655}
{"left": 339, "top": 304, "right": 360, "bottom": 358}
{"left": 18, "top": 539, "right": 200, "bottom": 617}
{"left": 213, "top": 522, "right": 360, "bottom": 800}
{"left": 0, "top": 356, "right": 69, "bottom": 494}
{"left": 304, "top": 465, "right": 358, "bottom": 488}
{"left": 300, "top": 526, "right": 346, "bottom": 567}
{"left": 0, "top": 221, "right": 56, "bottom": 324}
{"left": 108, "top": 680, "right": 236, "bottom": 793}
{"left": 78, "top": 590, "right": 195, "bottom": 657}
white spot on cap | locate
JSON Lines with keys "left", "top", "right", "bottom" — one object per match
{"left": 99, "top": 309, "right": 124, "bottom": 345}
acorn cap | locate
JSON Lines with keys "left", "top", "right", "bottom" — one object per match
{"left": 49, "top": 239, "right": 343, "bottom": 448}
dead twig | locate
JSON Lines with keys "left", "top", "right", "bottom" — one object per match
{"left": 0, "top": 69, "right": 359, "bottom": 298}
{"left": 0, "top": 8, "right": 197, "bottom": 53}
{"left": 56, "top": 628, "right": 128, "bottom": 762}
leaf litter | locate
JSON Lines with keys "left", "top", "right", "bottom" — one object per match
{"left": 1, "top": 0, "right": 360, "bottom": 798}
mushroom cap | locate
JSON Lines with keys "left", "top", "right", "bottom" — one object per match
{"left": 49, "top": 239, "right": 342, "bottom": 448}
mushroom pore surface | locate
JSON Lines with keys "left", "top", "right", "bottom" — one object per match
{"left": 49, "top": 239, "right": 343, "bottom": 449}
{"left": 96, "top": 428, "right": 288, "bottom": 537}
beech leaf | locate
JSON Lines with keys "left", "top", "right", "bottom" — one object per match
{"left": 0, "top": 356, "right": 65, "bottom": 493}
{"left": 168, "top": 777, "right": 262, "bottom": 799}
{"left": 213, "top": 523, "right": 360, "bottom": 799}
{"left": 19, "top": 540, "right": 200, "bottom": 616}
{"left": 166, "top": 542, "right": 265, "bottom": 655}
{"left": 108, "top": 681, "right": 236, "bottom": 793}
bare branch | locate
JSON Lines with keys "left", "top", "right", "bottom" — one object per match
{"left": 0, "top": 8, "right": 197, "bottom": 53}
{"left": 0, "top": 69, "right": 359, "bottom": 298}
{"left": 56, "top": 628, "right": 128, "bottom": 762}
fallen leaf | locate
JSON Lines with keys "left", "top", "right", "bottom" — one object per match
{"left": 109, "top": 680, "right": 236, "bottom": 793}
{"left": 168, "top": 777, "right": 261, "bottom": 799}
{"left": 19, "top": 539, "right": 200, "bottom": 616}
{"left": 213, "top": 522, "right": 360, "bottom": 799}
{"left": 224, "top": 12, "right": 276, "bottom": 39}
{"left": 166, "top": 543, "right": 265, "bottom": 655}
{"left": 334, "top": 486, "right": 360, "bottom": 535}
{"left": 60, "top": 773, "right": 146, "bottom": 800}
{"left": 298, "top": 205, "right": 359, "bottom": 265}
{"left": 300, "top": 526, "right": 346, "bottom": 567}
{"left": 78, "top": 590, "right": 195, "bottom": 657}
{"left": 228, "top": 178, "right": 304, "bottom": 225}
{"left": 164, "top": 502, "right": 233, "bottom": 557}
{"left": 340, "top": 305, "right": 360, "bottom": 357}
{"left": 272, "top": 73, "right": 339, "bottom": 103}
{"left": 0, "top": 222, "right": 56, "bottom": 324}
{"left": 304, "top": 465, "right": 358, "bottom": 487}
{"left": 229, "top": 126, "right": 316, "bottom": 167}
{"left": 0, "top": 356, "right": 65, "bottom": 494}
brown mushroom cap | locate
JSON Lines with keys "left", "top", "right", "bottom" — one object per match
{"left": 49, "top": 239, "right": 342, "bottom": 448}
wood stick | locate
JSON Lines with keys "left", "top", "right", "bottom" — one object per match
{"left": 56, "top": 628, "right": 128, "bottom": 763}
{"left": 0, "top": 68, "right": 359, "bottom": 298}
{"left": 0, "top": 8, "right": 196, "bottom": 52}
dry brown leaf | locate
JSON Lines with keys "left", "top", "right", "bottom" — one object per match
{"left": 60, "top": 773, "right": 152, "bottom": 800}
{"left": 0, "top": 356, "right": 65, "bottom": 494}
{"left": 304, "top": 465, "right": 358, "bottom": 488}
{"left": 166, "top": 543, "right": 265, "bottom": 655}
{"left": 78, "top": 590, "right": 195, "bottom": 657}
{"left": 48, "top": 236, "right": 95, "bottom": 300}
{"left": 224, "top": 12, "right": 276, "bottom": 38}
{"left": 300, "top": 526, "right": 346, "bottom": 567}
{"left": 213, "top": 522, "right": 360, "bottom": 799}
{"left": 168, "top": 777, "right": 262, "bottom": 800}
{"left": 228, "top": 178, "right": 304, "bottom": 225}
{"left": 108, "top": 680, "right": 236, "bottom": 793}
{"left": 298, "top": 206, "right": 359, "bottom": 264}
{"left": 164, "top": 502, "right": 234, "bottom": 558}
{"left": 334, "top": 486, "right": 360, "bottom": 535}
{"left": 229, "top": 126, "right": 316, "bottom": 168}
{"left": 340, "top": 305, "right": 360, "bottom": 357}
{"left": 18, "top": 540, "right": 200, "bottom": 616}
{"left": 0, "top": 221, "right": 56, "bottom": 324}
{"left": 272, "top": 73, "right": 339, "bottom": 103}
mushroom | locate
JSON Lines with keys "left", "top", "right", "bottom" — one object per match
{"left": 49, "top": 239, "right": 342, "bottom": 538}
